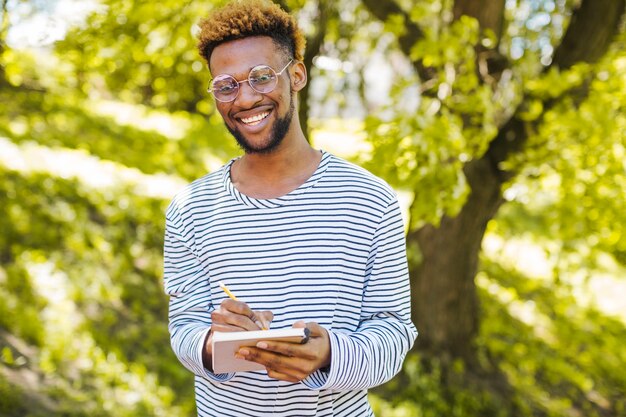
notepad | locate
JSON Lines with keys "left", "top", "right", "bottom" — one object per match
{"left": 212, "top": 327, "right": 310, "bottom": 373}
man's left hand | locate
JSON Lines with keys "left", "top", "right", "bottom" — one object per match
{"left": 235, "top": 321, "right": 331, "bottom": 383}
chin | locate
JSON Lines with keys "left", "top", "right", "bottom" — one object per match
{"left": 228, "top": 97, "right": 294, "bottom": 155}
{"left": 230, "top": 128, "right": 284, "bottom": 154}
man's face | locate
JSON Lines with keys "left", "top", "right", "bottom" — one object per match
{"left": 209, "top": 36, "right": 296, "bottom": 154}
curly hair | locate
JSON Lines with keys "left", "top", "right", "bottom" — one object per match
{"left": 197, "top": 0, "right": 306, "bottom": 66}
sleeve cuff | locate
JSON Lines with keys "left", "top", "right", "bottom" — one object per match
{"left": 300, "top": 329, "right": 343, "bottom": 390}
{"left": 193, "top": 328, "right": 235, "bottom": 383}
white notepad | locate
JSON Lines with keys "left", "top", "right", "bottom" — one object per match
{"left": 212, "top": 327, "right": 310, "bottom": 373}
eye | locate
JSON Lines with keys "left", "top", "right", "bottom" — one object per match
{"left": 213, "top": 78, "right": 237, "bottom": 94}
{"left": 217, "top": 83, "right": 236, "bottom": 93}
{"left": 250, "top": 69, "right": 275, "bottom": 85}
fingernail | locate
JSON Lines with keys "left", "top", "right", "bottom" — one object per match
{"left": 238, "top": 348, "right": 249, "bottom": 356}
{"left": 257, "top": 342, "right": 268, "bottom": 349}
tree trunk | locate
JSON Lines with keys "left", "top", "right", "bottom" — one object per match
{"left": 0, "top": 0, "right": 9, "bottom": 86}
{"left": 453, "top": 0, "right": 506, "bottom": 39}
{"left": 552, "top": 0, "right": 625, "bottom": 70}
{"left": 410, "top": 157, "right": 504, "bottom": 361}
{"left": 299, "top": 0, "right": 332, "bottom": 140}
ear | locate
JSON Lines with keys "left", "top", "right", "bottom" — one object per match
{"left": 290, "top": 61, "right": 307, "bottom": 92}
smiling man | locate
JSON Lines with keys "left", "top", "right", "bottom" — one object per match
{"left": 163, "top": 1, "right": 417, "bottom": 416}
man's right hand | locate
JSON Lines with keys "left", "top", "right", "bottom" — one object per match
{"left": 203, "top": 299, "right": 273, "bottom": 371}
{"left": 212, "top": 298, "right": 273, "bottom": 332}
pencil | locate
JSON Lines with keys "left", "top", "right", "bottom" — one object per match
{"left": 218, "top": 281, "right": 268, "bottom": 330}
{"left": 218, "top": 281, "right": 239, "bottom": 301}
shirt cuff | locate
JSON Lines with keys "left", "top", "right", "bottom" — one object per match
{"left": 300, "top": 329, "right": 343, "bottom": 390}
{"left": 194, "top": 328, "right": 235, "bottom": 382}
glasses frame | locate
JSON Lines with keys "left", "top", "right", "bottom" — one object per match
{"left": 207, "top": 59, "right": 294, "bottom": 103}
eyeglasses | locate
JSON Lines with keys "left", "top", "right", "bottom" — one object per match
{"left": 207, "top": 59, "right": 294, "bottom": 103}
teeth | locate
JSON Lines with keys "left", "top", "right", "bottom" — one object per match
{"left": 241, "top": 111, "right": 269, "bottom": 125}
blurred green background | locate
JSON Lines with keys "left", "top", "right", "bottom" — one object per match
{"left": 1, "top": 0, "right": 625, "bottom": 416}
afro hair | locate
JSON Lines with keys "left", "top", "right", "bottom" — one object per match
{"left": 197, "top": 0, "right": 306, "bottom": 66}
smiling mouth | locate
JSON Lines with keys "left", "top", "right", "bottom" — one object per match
{"left": 240, "top": 111, "right": 270, "bottom": 126}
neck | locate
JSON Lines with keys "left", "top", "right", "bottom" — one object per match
{"left": 237, "top": 126, "right": 316, "bottom": 181}
{"left": 230, "top": 127, "right": 322, "bottom": 199}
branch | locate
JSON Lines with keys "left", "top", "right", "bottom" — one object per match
{"left": 303, "top": 0, "right": 330, "bottom": 71}
{"left": 485, "top": 0, "right": 626, "bottom": 180}
{"left": 272, "top": 0, "right": 291, "bottom": 13}
{"left": 0, "top": 0, "right": 8, "bottom": 36}
{"left": 360, "top": 0, "right": 433, "bottom": 81}
{"left": 360, "top": 0, "right": 624, "bottom": 183}
{"left": 299, "top": 0, "right": 334, "bottom": 137}
{"left": 453, "top": 0, "right": 506, "bottom": 40}
{"left": 552, "top": 0, "right": 625, "bottom": 69}
{"left": 1, "top": 0, "right": 10, "bottom": 86}
{"left": 453, "top": 0, "right": 510, "bottom": 85}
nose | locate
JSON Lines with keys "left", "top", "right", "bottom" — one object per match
{"left": 233, "top": 80, "right": 263, "bottom": 108}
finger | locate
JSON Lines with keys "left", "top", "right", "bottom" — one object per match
{"left": 221, "top": 300, "right": 274, "bottom": 331}
{"left": 255, "top": 310, "right": 274, "bottom": 330}
{"left": 210, "top": 322, "right": 248, "bottom": 333}
{"left": 255, "top": 339, "right": 312, "bottom": 360}
{"left": 265, "top": 367, "right": 304, "bottom": 383}
{"left": 293, "top": 321, "right": 327, "bottom": 338}
{"left": 212, "top": 303, "right": 259, "bottom": 331}
{"left": 211, "top": 309, "right": 248, "bottom": 328}
{"left": 238, "top": 347, "right": 314, "bottom": 378}
{"left": 221, "top": 299, "right": 255, "bottom": 317}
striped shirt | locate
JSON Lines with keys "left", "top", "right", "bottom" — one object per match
{"left": 164, "top": 152, "right": 417, "bottom": 417}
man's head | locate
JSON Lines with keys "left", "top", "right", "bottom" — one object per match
{"left": 197, "top": 0, "right": 306, "bottom": 70}
{"left": 196, "top": 1, "right": 307, "bottom": 154}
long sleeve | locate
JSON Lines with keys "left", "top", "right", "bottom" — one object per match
{"left": 163, "top": 154, "right": 417, "bottom": 416}
{"left": 163, "top": 202, "right": 234, "bottom": 382}
{"left": 302, "top": 197, "right": 417, "bottom": 391}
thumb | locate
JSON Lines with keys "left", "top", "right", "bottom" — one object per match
{"left": 294, "top": 321, "right": 326, "bottom": 337}
{"left": 292, "top": 320, "right": 306, "bottom": 329}
{"left": 256, "top": 310, "right": 273, "bottom": 330}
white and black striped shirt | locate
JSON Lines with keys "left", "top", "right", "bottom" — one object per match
{"left": 164, "top": 152, "right": 417, "bottom": 417}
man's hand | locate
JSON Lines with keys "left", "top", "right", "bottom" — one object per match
{"left": 211, "top": 298, "right": 273, "bottom": 332}
{"left": 235, "top": 321, "right": 331, "bottom": 383}
{"left": 203, "top": 299, "right": 273, "bottom": 370}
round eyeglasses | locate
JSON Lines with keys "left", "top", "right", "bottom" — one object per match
{"left": 207, "top": 59, "right": 294, "bottom": 103}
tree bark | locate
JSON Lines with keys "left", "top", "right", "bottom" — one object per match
{"left": 552, "top": 0, "right": 625, "bottom": 69}
{"left": 411, "top": 157, "right": 504, "bottom": 360}
{"left": 362, "top": 0, "right": 625, "bottom": 361}
{"left": 453, "top": 0, "right": 506, "bottom": 39}
{"left": 361, "top": 0, "right": 433, "bottom": 83}
{"left": 271, "top": 0, "right": 330, "bottom": 139}
{"left": 299, "top": 0, "right": 332, "bottom": 140}
{"left": 0, "top": 0, "right": 9, "bottom": 86}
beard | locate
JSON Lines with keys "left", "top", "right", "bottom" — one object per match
{"left": 226, "top": 95, "right": 295, "bottom": 155}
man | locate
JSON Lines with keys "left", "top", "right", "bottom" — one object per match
{"left": 163, "top": 1, "right": 417, "bottom": 416}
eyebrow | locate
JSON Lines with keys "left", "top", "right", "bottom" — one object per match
{"left": 213, "top": 63, "right": 268, "bottom": 79}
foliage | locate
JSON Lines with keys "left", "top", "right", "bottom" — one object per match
{"left": 0, "top": 62, "right": 226, "bottom": 414}
{"left": 1, "top": 0, "right": 625, "bottom": 416}
{"left": 0, "top": 162, "right": 194, "bottom": 415}
{"left": 55, "top": 0, "right": 213, "bottom": 113}
{"left": 370, "top": 250, "right": 626, "bottom": 417}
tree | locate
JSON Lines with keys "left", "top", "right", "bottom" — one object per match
{"left": 0, "top": 0, "right": 7, "bottom": 85}
{"left": 2, "top": 0, "right": 625, "bottom": 415}
{"left": 359, "top": 0, "right": 625, "bottom": 362}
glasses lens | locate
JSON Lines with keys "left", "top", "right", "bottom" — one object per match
{"left": 249, "top": 66, "right": 277, "bottom": 93}
{"left": 212, "top": 75, "right": 239, "bottom": 101}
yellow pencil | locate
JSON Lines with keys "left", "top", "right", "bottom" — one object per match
{"left": 219, "top": 281, "right": 239, "bottom": 301}
{"left": 218, "top": 281, "right": 268, "bottom": 330}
